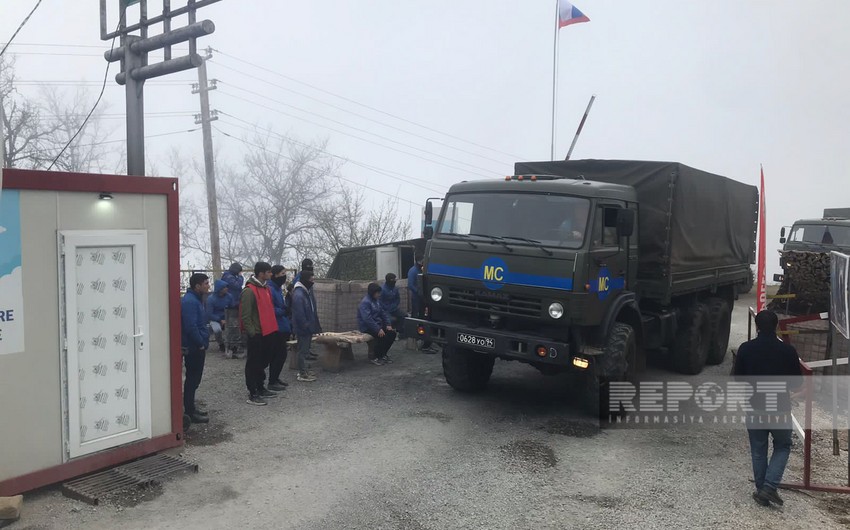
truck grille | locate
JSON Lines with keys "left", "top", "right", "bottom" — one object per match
{"left": 448, "top": 287, "right": 541, "bottom": 317}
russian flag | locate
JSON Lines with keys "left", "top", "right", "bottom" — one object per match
{"left": 558, "top": 0, "right": 590, "bottom": 29}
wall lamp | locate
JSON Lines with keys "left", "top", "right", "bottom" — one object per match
{"left": 99, "top": 193, "right": 113, "bottom": 201}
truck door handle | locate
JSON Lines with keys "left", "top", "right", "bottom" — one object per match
{"left": 132, "top": 326, "right": 145, "bottom": 338}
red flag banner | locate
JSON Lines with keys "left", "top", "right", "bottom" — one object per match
{"left": 756, "top": 166, "right": 767, "bottom": 312}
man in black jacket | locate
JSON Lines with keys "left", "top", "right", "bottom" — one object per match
{"left": 733, "top": 310, "right": 802, "bottom": 507}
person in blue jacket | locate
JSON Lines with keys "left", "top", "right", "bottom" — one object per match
{"left": 380, "top": 273, "right": 406, "bottom": 339}
{"left": 181, "top": 273, "right": 211, "bottom": 424}
{"left": 407, "top": 255, "right": 434, "bottom": 352}
{"left": 205, "top": 279, "right": 230, "bottom": 353}
{"left": 359, "top": 282, "right": 397, "bottom": 365}
{"left": 291, "top": 270, "right": 322, "bottom": 382}
{"left": 221, "top": 262, "right": 245, "bottom": 358}
{"left": 267, "top": 265, "right": 292, "bottom": 391}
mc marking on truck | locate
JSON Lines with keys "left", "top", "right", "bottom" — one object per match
{"left": 481, "top": 257, "right": 508, "bottom": 290}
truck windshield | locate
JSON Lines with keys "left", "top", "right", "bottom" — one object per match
{"left": 436, "top": 192, "right": 590, "bottom": 249}
{"left": 789, "top": 224, "right": 850, "bottom": 246}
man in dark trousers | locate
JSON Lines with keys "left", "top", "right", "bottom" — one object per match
{"left": 733, "top": 310, "right": 802, "bottom": 507}
{"left": 380, "top": 273, "right": 406, "bottom": 339}
{"left": 292, "top": 270, "right": 322, "bottom": 382}
{"left": 181, "top": 273, "right": 210, "bottom": 424}
{"left": 407, "top": 255, "right": 435, "bottom": 353}
{"left": 267, "top": 265, "right": 292, "bottom": 391}
{"left": 222, "top": 262, "right": 245, "bottom": 358}
{"left": 240, "top": 262, "right": 280, "bottom": 405}
{"left": 359, "top": 282, "right": 397, "bottom": 365}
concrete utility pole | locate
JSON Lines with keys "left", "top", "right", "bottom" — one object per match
{"left": 0, "top": 89, "right": 6, "bottom": 191}
{"left": 192, "top": 47, "right": 222, "bottom": 276}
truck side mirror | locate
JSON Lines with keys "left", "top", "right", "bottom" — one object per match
{"left": 779, "top": 237, "right": 786, "bottom": 244}
{"left": 780, "top": 227, "right": 786, "bottom": 238}
{"left": 422, "top": 226, "right": 434, "bottom": 240}
{"left": 616, "top": 209, "right": 636, "bottom": 238}
{"left": 424, "top": 201, "right": 433, "bottom": 227}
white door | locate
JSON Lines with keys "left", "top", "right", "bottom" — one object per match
{"left": 376, "top": 247, "right": 400, "bottom": 281}
{"left": 59, "top": 231, "right": 151, "bottom": 459}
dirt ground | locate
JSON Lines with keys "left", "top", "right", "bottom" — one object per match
{"left": 12, "top": 291, "right": 850, "bottom": 529}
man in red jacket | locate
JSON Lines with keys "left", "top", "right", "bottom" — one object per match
{"left": 240, "top": 262, "right": 281, "bottom": 406}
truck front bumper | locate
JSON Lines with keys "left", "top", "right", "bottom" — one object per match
{"left": 405, "top": 317, "right": 594, "bottom": 370}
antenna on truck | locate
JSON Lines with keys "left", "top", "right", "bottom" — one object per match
{"left": 565, "top": 94, "right": 596, "bottom": 161}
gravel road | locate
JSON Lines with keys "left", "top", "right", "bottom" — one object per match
{"left": 13, "top": 291, "right": 850, "bottom": 529}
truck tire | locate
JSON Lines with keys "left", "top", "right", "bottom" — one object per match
{"left": 671, "top": 303, "right": 711, "bottom": 375}
{"left": 740, "top": 267, "right": 755, "bottom": 295}
{"left": 442, "top": 345, "right": 495, "bottom": 392}
{"left": 706, "top": 298, "right": 732, "bottom": 365}
{"left": 585, "top": 322, "right": 637, "bottom": 418}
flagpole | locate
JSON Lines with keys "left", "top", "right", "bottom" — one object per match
{"left": 550, "top": 0, "right": 559, "bottom": 160}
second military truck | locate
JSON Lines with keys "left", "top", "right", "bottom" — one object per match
{"left": 407, "top": 160, "right": 758, "bottom": 414}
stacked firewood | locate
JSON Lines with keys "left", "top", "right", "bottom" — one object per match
{"left": 770, "top": 251, "right": 831, "bottom": 315}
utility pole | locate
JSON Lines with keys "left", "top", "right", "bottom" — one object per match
{"left": 0, "top": 88, "right": 6, "bottom": 192}
{"left": 192, "top": 47, "right": 222, "bottom": 276}
{"left": 100, "top": 0, "right": 220, "bottom": 176}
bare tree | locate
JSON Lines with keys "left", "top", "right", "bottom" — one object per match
{"left": 298, "top": 185, "right": 411, "bottom": 273}
{"left": 40, "top": 86, "right": 115, "bottom": 173}
{"left": 0, "top": 56, "right": 52, "bottom": 168}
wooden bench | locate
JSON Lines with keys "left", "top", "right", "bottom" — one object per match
{"left": 287, "top": 332, "right": 376, "bottom": 373}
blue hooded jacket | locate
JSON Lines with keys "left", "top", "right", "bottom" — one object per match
{"left": 269, "top": 280, "right": 293, "bottom": 334}
{"left": 221, "top": 264, "right": 244, "bottom": 308}
{"left": 407, "top": 264, "right": 422, "bottom": 300}
{"left": 181, "top": 289, "right": 210, "bottom": 350}
{"left": 380, "top": 282, "right": 401, "bottom": 313}
{"left": 358, "top": 294, "right": 389, "bottom": 334}
{"left": 205, "top": 279, "right": 230, "bottom": 322}
{"left": 291, "top": 282, "right": 322, "bottom": 336}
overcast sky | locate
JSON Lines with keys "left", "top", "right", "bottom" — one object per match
{"left": 2, "top": 0, "right": 848, "bottom": 276}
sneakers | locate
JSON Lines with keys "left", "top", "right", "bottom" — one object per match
{"left": 306, "top": 353, "right": 319, "bottom": 361}
{"left": 246, "top": 395, "right": 267, "bottom": 406}
{"left": 752, "top": 491, "right": 769, "bottom": 507}
{"left": 370, "top": 358, "right": 385, "bottom": 366}
{"left": 383, "top": 356, "right": 394, "bottom": 364}
{"left": 268, "top": 382, "right": 287, "bottom": 392}
{"left": 188, "top": 412, "right": 209, "bottom": 424}
{"left": 297, "top": 372, "right": 317, "bottom": 382}
{"left": 759, "top": 487, "right": 784, "bottom": 506}
{"left": 259, "top": 388, "right": 279, "bottom": 398}
{"left": 273, "top": 379, "right": 289, "bottom": 388}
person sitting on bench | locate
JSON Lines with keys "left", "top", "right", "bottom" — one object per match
{"left": 358, "top": 283, "right": 397, "bottom": 366}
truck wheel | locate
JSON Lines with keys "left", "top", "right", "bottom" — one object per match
{"left": 442, "top": 345, "right": 495, "bottom": 392}
{"left": 671, "top": 303, "right": 711, "bottom": 375}
{"left": 584, "top": 323, "right": 637, "bottom": 418}
{"left": 706, "top": 298, "right": 732, "bottom": 365}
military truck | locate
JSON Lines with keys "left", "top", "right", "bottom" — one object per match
{"left": 406, "top": 160, "right": 758, "bottom": 413}
{"left": 771, "top": 208, "right": 850, "bottom": 314}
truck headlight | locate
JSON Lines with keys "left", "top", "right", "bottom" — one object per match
{"left": 548, "top": 302, "right": 564, "bottom": 319}
{"left": 431, "top": 287, "right": 444, "bottom": 302}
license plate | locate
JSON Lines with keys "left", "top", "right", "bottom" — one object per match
{"left": 457, "top": 333, "right": 495, "bottom": 349}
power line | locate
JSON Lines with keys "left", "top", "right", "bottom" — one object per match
{"left": 213, "top": 125, "right": 423, "bottom": 208}
{"left": 207, "top": 57, "right": 513, "bottom": 167}
{"left": 28, "top": 127, "right": 200, "bottom": 155}
{"left": 216, "top": 114, "right": 446, "bottom": 195}
{"left": 47, "top": 16, "right": 120, "bottom": 171}
{"left": 216, "top": 87, "right": 495, "bottom": 180}
{"left": 211, "top": 47, "right": 527, "bottom": 160}
{"left": 0, "top": 0, "right": 44, "bottom": 58}
{"left": 217, "top": 80, "right": 502, "bottom": 176}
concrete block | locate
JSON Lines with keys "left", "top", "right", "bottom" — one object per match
{"left": 0, "top": 495, "right": 23, "bottom": 521}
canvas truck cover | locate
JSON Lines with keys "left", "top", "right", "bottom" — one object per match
{"left": 514, "top": 160, "right": 758, "bottom": 280}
